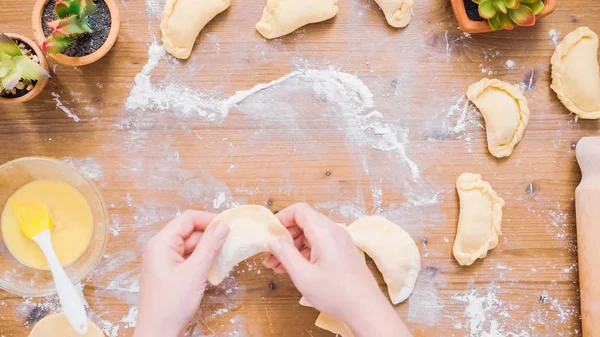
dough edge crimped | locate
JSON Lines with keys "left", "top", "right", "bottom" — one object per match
{"left": 550, "top": 26, "right": 600, "bottom": 119}
{"left": 466, "top": 78, "right": 530, "bottom": 158}
{"left": 377, "top": 0, "right": 414, "bottom": 28}
{"left": 160, "top": 0, "right": 231, "bottom": 59}
{"left": 453, "top": 173, "right": 505, "bottom": 266}
{"left": 255, "top": 0, "right": 339, "bottom": 39}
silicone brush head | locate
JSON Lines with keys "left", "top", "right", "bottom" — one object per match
{"left": 9, "top": 199, "right": 53, "bottom": 240}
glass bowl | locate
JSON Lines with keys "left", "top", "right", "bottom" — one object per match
{"left": 0, "top": 157, "right": 108, "bottom": 297}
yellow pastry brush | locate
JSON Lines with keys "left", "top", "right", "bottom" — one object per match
{"left": 9, "top": 200, "right": 88, "bottom": 335}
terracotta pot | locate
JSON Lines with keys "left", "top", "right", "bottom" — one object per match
{"left": 31, "top": 0, "right": 121, "bottom": 66}
{"left": 450, "top": 0, "right": 557, "bottom": 34}
{"left": 0, "top": 34, "right": 50, "bottom": 105}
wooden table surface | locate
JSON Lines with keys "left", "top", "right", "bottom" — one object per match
{"left": 1, "top": 0, "right": 598, "bottom": 336}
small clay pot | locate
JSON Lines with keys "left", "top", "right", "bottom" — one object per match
{"left": 0, "top": 34, "right": 50, "bottom": 105}
{"left": 31, "top": 0, "right": 121, "bottom": 66}
{"left": 451, "top": 0, "right": 557, "bottom": 34}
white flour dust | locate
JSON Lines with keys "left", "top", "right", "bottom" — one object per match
{"left": 125, "top": 43, "right": 421, "bottom": 180}
{"left": 549, "top": 29, "right": 560, "bottom": 46}
{"left": 407, "top": 267, "right": 446, "bottom": 326}
{"left": 453, "top": 284, "right": 531, "bottom": 337}
{"left": 52, "top": 92, "right": 81, "bottom": 122}
{"left": 62, "top": 156, "right": 103, "bottom": 181}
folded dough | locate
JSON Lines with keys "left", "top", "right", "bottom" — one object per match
{"left": 28, "top": 313, "right": 104, "bottom": 337}
{"left": 315, "top": 313, "right": 354, "bottom": 337}
{"left": 160, "top": 0, "right": 231, "bottom": 59}
{"left": 207, "top": 205, "right": 293, "bottom": 285}
{"left": 466, "top": 78, "right": 530, "bottom": 158}
{"left": 453, "top": 173, "right": 505, "bottom": 266}
{"left": 255, "top": 0, "right": 339, "bottom": 39}
{"left": 375, "top": 0, "right": 414, "bottom": 28}
{"left": 348, "top": 216, "right": 421, "bottom": 304}
{"left": 551, "top": 27, "right": 600, "bottom": 119}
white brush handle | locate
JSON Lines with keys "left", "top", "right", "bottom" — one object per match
{"left": 33, "top": 230, "right": 88, "bottom": 335}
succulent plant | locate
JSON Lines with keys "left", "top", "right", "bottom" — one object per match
{"left": 0, "top": 34, "right": 49, "bottom": 93}
{"left": 472, "top": 0, "right": 545, "bottom": 31}
{"left": 42, "top": 0, "right": 97, "bottom": 54}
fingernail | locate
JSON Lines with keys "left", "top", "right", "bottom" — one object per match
{"left": 268, "top": 240, "right": 281, "bottom": 254}
{"left": 214, "top": 223, "right": 229, "bottom": 239}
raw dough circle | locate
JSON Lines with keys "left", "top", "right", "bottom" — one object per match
{"left": 1, "top": 180, "right": 94, "bottom": 270}
{"left": 28, "top": 313, "right": 104, "bottom": 337}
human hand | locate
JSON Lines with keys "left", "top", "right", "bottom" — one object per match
{"left": 263, "top": 203, "right": 381, "bottom": 318}
{"left": 264, "top": 203, "right": 412, "bottom": 337}
{"left": 133, "top": 210, "right": 229, "bottom": 337}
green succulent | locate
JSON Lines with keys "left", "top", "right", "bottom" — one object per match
{"left": 472, "top": 0, "right": 545, "bottom": 31}
{"left": 43, "top": 0, "right": 97, "bottom": 54}
{"left": 0, "top": 34, "right": 49, "bottom": 93}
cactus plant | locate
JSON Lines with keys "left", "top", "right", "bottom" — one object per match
{"left": 471, "top": 0, "right": 545, "bottom": 31}
{"left": 0, "top": 34, "right": 49, "bottom": 95}
{"left": 42, "top": 0, "right": 97, "bottom": 54}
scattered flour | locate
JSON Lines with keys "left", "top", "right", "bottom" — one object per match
{"left": 505, "top": 60, "right": 515, "bottom": 69}
{"left": 549, "top": 29, "right": 560, "bottom": 46}
{"left": 52, "top": 92, "right": 81, "bottom": 122}
{"left": 62, "top": 156, "right": 103, "bottom": 181}
{"left": 125, "top": 43, "right": 421, "bottom": 180}
{"left": 109, "top": 214, "right": 124, "bottom": 236}
{"left": 121, "top": 305, "right": 138, "bottom": 328}
{"left": 407, "top": 268, "right": 446, "bottom": 326}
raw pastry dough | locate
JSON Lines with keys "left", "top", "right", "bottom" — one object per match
{"left": 453, "top": 173, "right": 505, "bottom": 266}
{"left": 207, "top": 205, "right": 293, "bottom": 285}
{"left": 255, "top": 0, "right": 339, "bottom": 39}
{"left": 551, "top": 27, "right": 600, "bottom": 119}
{"left": 315, "top": 313, "right": 354, "bottom": 337}
{"left": 375, "top": 0, "right": 414, "bottom": 28}
{"left": 28, "top": 313, "right": 104, "bottom": 337}
{"left": 466, "top": 78, "right": 530, "bottom": 158}
{"left": 160, "top": 0, "right": 231, "bottom": 59}
{"left": 348, "top": 216, "right": 421, "bottom": 304}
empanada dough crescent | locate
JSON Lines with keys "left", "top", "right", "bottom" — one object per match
{"left": 375, "top": 0, "right": 414, "bottom": 28}
{"left": 207, "top": 205, "right": 293, "bottom": 285}
{"left": 453, "top": 173, "right": 505, "bottom": 266}
{"left": 551, "top": 27, "right": 600, "bottom": 119}
{"left": 160, "top": 0, "right": 231, "bottom": 59}
{"left": 255, "top": 0, "right": 339, "bottom": 39}
{"left": 466, "top": 78, "right": 530, "bottom": 158}
{"left": 348, "top": 216, "right": 421, "bottom": 304}
{"left": 315, "top": 313, "right": 355, "bottom": 337}
{"left": 28, "top": 313, "right": 104, "bottom": 337}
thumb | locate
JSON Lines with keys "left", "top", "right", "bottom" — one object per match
{"left": 184, "top": 222, "right": 229, "bottom": 278}
{"left": 268, "top": 238, "right": 312, "bottom": 282}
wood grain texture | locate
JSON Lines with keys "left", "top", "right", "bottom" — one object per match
{"left": 0, "top": 0, "right": 597, "bottom": 336}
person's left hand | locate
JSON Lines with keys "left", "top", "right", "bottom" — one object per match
{"left": 133, "top": 210, "right": 229, "bottom": 337}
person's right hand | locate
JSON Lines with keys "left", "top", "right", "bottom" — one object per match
{"left": 264, "top": 203, "right": 412, "bottom": 337}
{"left": 264, "top": 203, "right": 379, "bottom": 318}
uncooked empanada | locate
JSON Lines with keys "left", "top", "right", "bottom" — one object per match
{"left": 348, "top": 216, "right": 421, "bottom": 304}
{"left": 466, "top": 78, "right": 530, "bottom": 158}
{"left": 315, "top": 313, "right": 354, "bottom": 337}
{"left": 207, "top": 205, "right": 293, "bottom": 285}
{"left": 551, "top": 27, "right": 600, "bottom": 119}
{"left": 453, "top": 173, "right": 505, "bottom": 266}
{"left": 161, "top": 0, "right": 231, "bottom": 59}
{"left": 255, "top": 0, "right": 339, "bottom": 39}
{"left": 375, "top": 0, "right": 414, "bottom": 28}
